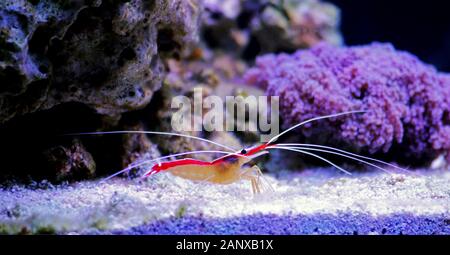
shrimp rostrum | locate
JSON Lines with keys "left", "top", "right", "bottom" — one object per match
{"left": 72, "top": 111, "right": 411, "bottom": 194}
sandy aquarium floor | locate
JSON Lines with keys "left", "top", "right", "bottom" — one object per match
{"left": 0, "top": 167, "right": 450, "bottom": 234}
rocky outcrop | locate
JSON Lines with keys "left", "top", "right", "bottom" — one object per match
{"left": 0, "top": 0, "right": 201, "bottom": 123}
{"left": 0, "top": 0, "right": 202, "bottom": 181}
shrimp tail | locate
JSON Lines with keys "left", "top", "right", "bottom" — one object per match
{"left": 141, "top": 168, "right": 159, "bottom": 178}
{"left": 141, "top": 163, "right": 167, "bottom": 178}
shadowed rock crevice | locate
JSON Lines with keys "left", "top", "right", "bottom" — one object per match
{"left": 0, "top": 0, "right": 201, "bottom": 180}
{"left": 0, "top": 102, "right": 103, "bottom": 182}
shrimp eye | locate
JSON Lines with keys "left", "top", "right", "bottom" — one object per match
{"left": 241, "top": 149, "right": 247, "bottom": 154}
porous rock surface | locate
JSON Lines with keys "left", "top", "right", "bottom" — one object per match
{"left": 0, "top": 0, "right": 201, "bottom": 123}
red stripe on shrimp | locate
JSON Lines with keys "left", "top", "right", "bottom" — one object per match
{"left": 246, "top": 144, "right": 269, "bottom": 156}
{"left": 144, "top": 158, "right": 212, "bottom": 177}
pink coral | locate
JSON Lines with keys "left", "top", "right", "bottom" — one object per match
{"left": 245, "top": 43, "right": 450, "bottom": 164}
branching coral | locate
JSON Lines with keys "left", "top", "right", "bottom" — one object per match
{"left": 245, "top": 42, "right": 450, "bottom": 164}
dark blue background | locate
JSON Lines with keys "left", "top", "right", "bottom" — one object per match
{"left": 329, "top": 0, "right": 450, "bottom": 71}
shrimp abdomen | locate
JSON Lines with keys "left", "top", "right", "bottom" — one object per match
{"left": 168, "top": 161, "right": 242, "bottom": 184}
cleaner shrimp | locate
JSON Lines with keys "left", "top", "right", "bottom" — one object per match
{"left": 71, "top": 110, "right": 410, "bottom": 194}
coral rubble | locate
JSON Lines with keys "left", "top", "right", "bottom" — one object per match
{"left": 202, "top": 0, "right": 342, "bottom": 58}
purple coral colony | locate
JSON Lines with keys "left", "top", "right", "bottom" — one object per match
{"left": 0, "top": 0, "right": 450, "bottom": 235}
{"left": 245, "top": 43, "right": 450, "bottom": 164}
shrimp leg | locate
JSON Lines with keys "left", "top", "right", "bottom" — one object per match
{"left": 253, "top": 166, "right": 275, "bottom": 192}
{"left": 239, "top": 166, "right": 258, "bottom": 193}
{"left": 241, "top": 165, "right": 271, "bottom": 194}
{"left": 251, "top": 177, "right": 260, "bottom": 194}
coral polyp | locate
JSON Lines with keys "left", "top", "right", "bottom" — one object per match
{"left": 245, "top": 43, "right": 450, "bottom": 164}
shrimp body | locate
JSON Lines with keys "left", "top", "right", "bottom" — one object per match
{"left": 90, "top": 110, "right": 409, "bottom": 194}
{"left": 147, "top": 155, "right": 251, "bottom": 184}
{"left": 144, "top": 145, "right": 271, "bottom": 193}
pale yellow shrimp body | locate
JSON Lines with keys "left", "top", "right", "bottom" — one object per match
{"left": 145, "top": 145, "right": 270, "bottom": 193}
